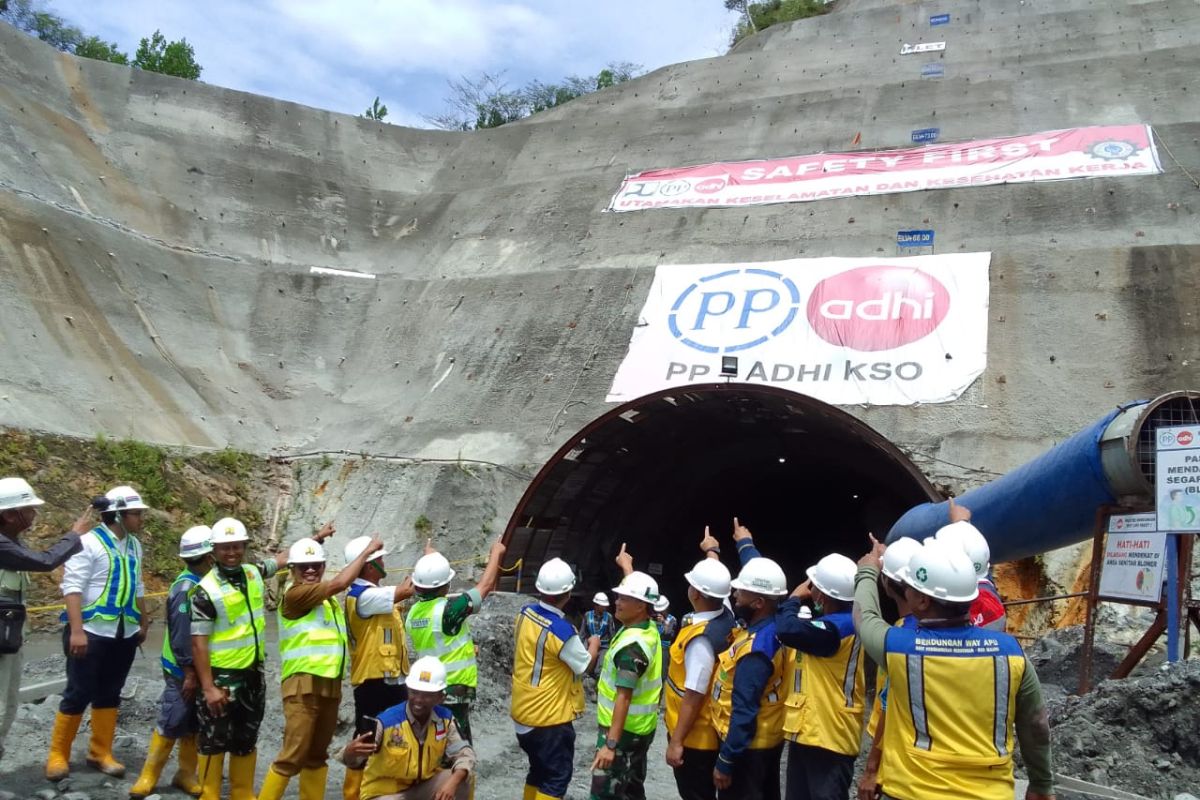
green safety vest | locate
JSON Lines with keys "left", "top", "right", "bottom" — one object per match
{"left": 405, "top": 596, "right": 478, "bottom": 688}
{"left": 597, "top": 623, "right": 663, "bottom": 736}
{"left": 160, "top": 569, "right": 202, "bottom": 679}
{"left": 60, "top": 526, "right": 141, "bottom": 626}
{"left": 198, "top": 565, "right": 266, "bottom": 670}
{"left": 277, "top": 584, "right": 349, "bottom": 681}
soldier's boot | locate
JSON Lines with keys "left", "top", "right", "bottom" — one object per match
{"left": 86, "top": 706, "right": 126, "bottom": 777}
{"left": 256, "top": 767, "right": 291, "bottom": 800}
{"left": 228, "top": 750, "right": 258, "bottom": 800}
{"left": 197, "top": 752, "right": 225, "bottom": 800}
{"left": 171, "top": 734, "right": 204, "bottom": 796}
{"left": 45, "top": 711, "right": 84, "bottom": 781}
{"left": 130, "top": 730, "right": 175, "bottom": 798}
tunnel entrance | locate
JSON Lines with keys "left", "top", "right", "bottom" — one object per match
{"left": 501, "top": 385, "right": 939, "bottom": 611}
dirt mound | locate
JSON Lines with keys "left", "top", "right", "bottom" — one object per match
{"left": 1025, "top": 624, "right": 1129, "bottom": 691}
{"left": 1047, "top": 659, "right": 1200, "bottom": 799}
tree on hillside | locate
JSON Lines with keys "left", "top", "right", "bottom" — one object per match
{"left": 426, "top": 62, "right": 642, "bottom": 131}
{"left": 74, "top": 35, "right": 128, "bottom": 65}
{"left": 727, "top": 0, "right": 828, "bottom": 47}
{"left": 132, "top": 29, "right": 202, "bottom": 80}
{"left": 364, "top": 96, "right": 388, "bottom": 121}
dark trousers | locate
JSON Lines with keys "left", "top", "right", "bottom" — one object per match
{"left": 517, "top": 722, "right": 576, "bottom": 799}
{"left": 195, "top": 668, "right": 266, "bottom": 756}
{"left": 719, "top": 743, "right": 782, "bottom": 800}
{"left": 673, "top": 747, "right": 718, "bottom": 800}
{"left": 784, "top": 742, "right": 855, "bottom": 800}
{"left": 447, "top": 702, "right": 472, "bottom": 744}
{"left": 352, "top": 679, "right": 408, "bottom": 734}
{"left": 60, "top": 628, "right": 138, "bottom": 714}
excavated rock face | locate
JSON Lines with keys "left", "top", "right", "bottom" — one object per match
{"left": 1046, "top": 659, "right": 1200, "bottom": 798}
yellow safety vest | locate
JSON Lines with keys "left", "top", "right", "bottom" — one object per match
{"left": 867, "top": 615, "right": 916, "bottom": 739}
{"left": 664, "top": 616, "right": 730, "bottom": 750}
{"left": 597, "top": 623, "right": 662, "bottom": 736}
{"left": 198, "top": 566, "right": 266, "bottom": 670}
{"left": 361, "top": 703, "right": 456, "bottom": 799}
{"left": 781, "top": 611, "right": 865, "bottom": 755}
{"left": 881, "top": 625, "right": 1027, "bottom": 800}
{"left": 405, "top": 596, "right": 478, "bottom": 688}
{"left": 277, "top": 585, "right": 349, "bottom": 681}
{"left": 711, "top": 622, "right": 786, "bottom": 749}
{"left": 511, "top": 603, "right": 585, "bottom": 728}
{"left": 345, "top": 584, "right": 409, "bottom": 686}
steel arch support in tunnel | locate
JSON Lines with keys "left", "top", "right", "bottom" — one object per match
{"left": 501, "top": 384, "right": 938, "bottom": 609}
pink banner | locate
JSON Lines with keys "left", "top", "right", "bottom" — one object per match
{"left": 607, "top": 124, "right": 1161, "bottom": 212}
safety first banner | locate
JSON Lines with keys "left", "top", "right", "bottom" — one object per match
{"left": 607, "top": 253, "right": 990, "bottom": 406}
{"left": 607, "top": 124, "right": 1161, "bottom": 211}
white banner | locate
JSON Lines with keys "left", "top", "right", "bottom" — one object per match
{"left": 607, "top": 253, "right": 990, "bottom": 406}
{"left": 1099, "top": 513, "right": 1165, "bottom": 602}
{"left": 1156, "top": 425, "right": 1200, "bottom": 531}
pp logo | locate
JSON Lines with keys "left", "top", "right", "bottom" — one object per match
{"left": 658, "top": 179, "right": 692, "bottom": 197}
{"left": 807, "top": 266, "right": 950, "bottom": 352}
{"left": 1159, "top": 430, "right": 1177, "bottom": 447}
{"left": 668, "top": 268, "right": 801, "bottom": 354}
{"left": 1088, "top": 140, "right": 1137, "bottom": 160}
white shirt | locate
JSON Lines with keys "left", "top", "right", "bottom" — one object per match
{"left": 514, "top": 601, "right": 592, "bottom": 734}
{"left": 60, "top": 525, "right": 145, "bottom": 639}
{"left": 682, "top": 609, "right": 723, "bottom": 692}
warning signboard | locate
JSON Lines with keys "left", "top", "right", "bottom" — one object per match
{"left": 1098, "top": 513, "right": 1164, "bottom": 602}
{"left": 1155, "top": 425, "right": 1200, "bottom": 531}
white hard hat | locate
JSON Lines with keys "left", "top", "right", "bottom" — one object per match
{"left": 592, "top": 592, "right": 610, "bottom": 607}
{"left": 730, "top": 557, "right": 788, "bottom": 597}
{"left": 612, "top": 571, "right": 659, "bottom": 604}
{"left": 179, "top": 526, "right": 213, "bottom": 558}
{"left": 805, "top": 553, "right": 857, "bottom": 602}
{"left": 412, "top": 552, "right": 455, "bottom": 589}
{"left": 654, "top": 595, "right": 670, "bottom": 614}
{"left": 881, "top": 537, "right": 922, "bottom": 582}
{"left": 106, "top": 485, "right": 150, "bottom": 511}
{"left": 0, "top": 477, "right": 44, "bottom": 511}
{"left": 344, "top": 535, "right": 387, "bottom": 564}
{"left": 684, "top": 559, "right": 732, "bottom": 599}
{"left": 904, "top": 538, "right": 980, "bottom": 603}
{"left": 406, "top": 656, "right": 448, "bottom": 692}
{"left": 288, "top": 537, "right": 326, "bottom": 565}
{"left": 212, "top": 517, "right": 250, "bottom": 544}
{"left": 535, "top": 558, "right": 577, "bottom": 595}
{"left": 934, "top": 521, "right": 991, "bottom": 579}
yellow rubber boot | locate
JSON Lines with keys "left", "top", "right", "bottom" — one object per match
{"left": 86, "top": 707, "right": 126, "bottom": 777}
{"left": 228, "top": 751, "right": 258, "bottom": 800}
{"left": 171, "top": 734, "right": 204, "bottom": 796}
{"left": 129, "top": 730, "right": 175, "bottom": 798}
{"left": 197, "top": 752, "right": 225, "bottom": 800}
{"left": 256, "top": 767, "right": 291, "bottom": 800}
{"left": 342, "top": 768, "right": 364, "bottom": 800}
{"left": 45, "top": 711, "right": 84, "bottom": 781}
{"left": 297, "top": 766, "right": 328, "bottom": 800}
{"left": 534, "top": 792, "right": 564, "bottom": 800}
{"left": 522, "top": 786, "right": 537, "bottom": 800}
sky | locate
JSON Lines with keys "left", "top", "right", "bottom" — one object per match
{"left": 44, "top": 1, "right": 741, "bottom": 128}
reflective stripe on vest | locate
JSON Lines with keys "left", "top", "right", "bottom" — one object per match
{"left": 664, "top": 620, "right": 720, "bottom": 750}
{"left": 361, "top": 703, "right": 456, "bottom": 797}
{"left": 346, "top": 586, "right": 409, "bottom": 686}
{"left": 198, "top": 566, "right": 266, "bottom": 670}
{"left": 597, "top": 624, "right": 662, "bottom": 736}
{"left": 710, "top": 624, "right": 787, "bottom": 749}
{"left": 510, "top": 603, "right": 584, "bottom": 728}
{"left": 278, "top": 587, "right": 349, "bottom": 681}
{"left": 781, "top": 612, "right": 865, "bottom": 755}
{"left": 160, "top": 570, "right": 201, "bottom": 679}
{"left": 62, "top": 526, "right": 141, "bottom": 626}
{"left": 405, "top": 597, "right": 477, "bottom": 686}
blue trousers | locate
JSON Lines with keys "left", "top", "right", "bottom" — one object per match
{"left": 517, "top": 722, "right": 576, "bottom": 799}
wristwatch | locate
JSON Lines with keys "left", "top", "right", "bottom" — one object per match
{"left": 605, "top": 737, "right": 619, "bottom": 750}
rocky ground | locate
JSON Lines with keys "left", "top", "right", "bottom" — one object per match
{"left": 3, "top": 597, "right": 1198, "bottom": 799}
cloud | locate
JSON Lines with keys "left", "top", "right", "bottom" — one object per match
{"left": 42, "top": 0, "right": 738, "bottom": 125}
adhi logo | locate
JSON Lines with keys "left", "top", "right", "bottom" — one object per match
{"left": 1179, "top": 430, "right": 1195, "bottom": 446}
{"left": 694, "top": 177, "right": 728, "bottom": 194}
{"left": 806, "top": 266, "right": 950, "bottom": 352}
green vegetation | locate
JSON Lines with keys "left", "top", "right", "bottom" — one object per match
{"left": 426, "top": 62, "right": 641, "bottom": 130}
{"left": 0, "top": 428, "right": 265, "bottom": 602}
{"left": 1, "top": 2, "right": 202, "bottom": 79}
{"left": 725, "top": 0, "right": 830, "bottom": 48}
{"left": 364, "top": 96, "right": 388, "bottom": 121}
{"left": 413, "top": 514, "right": 432, "bottom": 533}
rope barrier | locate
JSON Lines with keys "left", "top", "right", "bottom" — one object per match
{"left": 24, "top": 590, "right": 170, "bottom": 615}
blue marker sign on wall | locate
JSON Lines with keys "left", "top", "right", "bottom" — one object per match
{"left": 930, "top": 13, "right": 950, "bottom": 26}
{"left": 897, "top": 230, "right": 935, "bottom": 248}
{"left": 911, "top": 127, "right": 940, "bottom": 143}
{"left": 921, "top": 62, "right": 945, "bottom": 78}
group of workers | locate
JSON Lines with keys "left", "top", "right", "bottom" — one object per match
{"left": 0, "top": 473, "right": 1056, "bottom": 800}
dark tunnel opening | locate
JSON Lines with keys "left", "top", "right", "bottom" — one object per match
{"left": 502, "top": 385, "right": 939, "bottom": 617}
